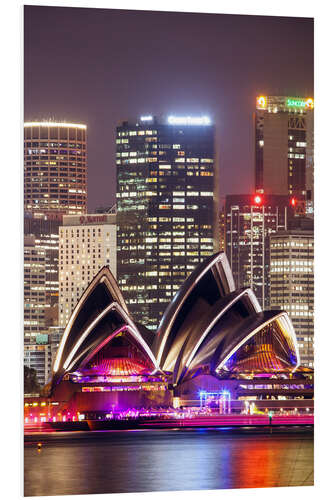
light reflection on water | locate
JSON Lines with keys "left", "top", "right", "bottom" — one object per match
{"left": 24, "top": 429, "right": 314, "bottom": 497}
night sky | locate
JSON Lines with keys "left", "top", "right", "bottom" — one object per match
{"left": 24, "top": 6, "right": 313, "bottom": 211}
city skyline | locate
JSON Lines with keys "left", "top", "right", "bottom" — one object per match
{"left": 24, "top": 6, "right": 313, "bottom": 211}
{"left": 22, "top": 5, "right": 316, "bottom": 496}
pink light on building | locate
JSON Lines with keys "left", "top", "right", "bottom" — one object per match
{"left": 85, "top": 357, "right": 150, "bottom": 376}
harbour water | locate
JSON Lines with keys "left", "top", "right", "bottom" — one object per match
{"left": 24, "top": 428, "right": 314, "bottom": 496}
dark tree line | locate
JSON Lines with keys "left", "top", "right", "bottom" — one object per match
{"left": 24, "top": 365, "right": 40, "bottom": 394}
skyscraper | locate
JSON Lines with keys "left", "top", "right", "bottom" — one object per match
{"left": 24, "top": 121, "right": 88, "bottom": 383}
{"left": 254, "top": 96, "right": 314, "bottom": 215}
{"left": 24, "top": 235, "right": 52, "bottom": 386}
{"left": 270, "top": 220, "right": 314, "bottom": 367}
{"left": 24, "top": 121, "right": 87, "bottom": 216}
{"left": 24, "top": 235, "right": 47, "bottom": 344}
{"left": 223, "top": 194, "right": 294, "bottom": 309}
{"left": 59, "top": 213, "right": 117, "bottom": 327}
{"left": 116, "top": 115, "right": 216, "bottom": 330}
{"left": 24, "top": 212, "right": 62, "bottom": 312}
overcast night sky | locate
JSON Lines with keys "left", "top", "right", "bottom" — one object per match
{"left": 24, "top": 6, "right": 313, "bottom": 212}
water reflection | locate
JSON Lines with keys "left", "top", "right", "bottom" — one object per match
{"left": 24, "top": 429, "right": 314, "bottom": 496}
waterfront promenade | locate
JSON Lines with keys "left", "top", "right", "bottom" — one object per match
{"left": 24, "top": 413, "right": 314, "bottom": 433}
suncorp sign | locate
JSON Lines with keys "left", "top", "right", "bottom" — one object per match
{"left": 286, "top": 98, "right": 314, "bottom": 109}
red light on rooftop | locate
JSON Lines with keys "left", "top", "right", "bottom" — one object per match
{"left": 290, "top": 197, "right": 297, "bottom": 207}
{"left": 253, "top": 195, "right": 262, "bottom": 205}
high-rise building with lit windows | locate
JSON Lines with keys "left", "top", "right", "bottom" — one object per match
{"left": 116, "top": 115, "right": 216, "bottom": 330}
{"left": 269, "top": 222, "right": 314, "bottom": 367}
{"left": 24, "top": 212, "right": 62, "bottom": 312}
{"left": 218, "top": 204, "right": 226, "bottom": 252}
{"left": 24, "top": 235, "right": 52, "bottom": 386}
{"left": 24, "top": 235, "right": 48, "bottom": 344}
{"left": 223, "top": 194, "right": 294, "bottom": 309}
{"left": 254, "top": 96, "right": 314, "bottom": 215}
{"left": 24, "top": 121, "right": 87, "bottom": 216}
{"left": 59, "top": 213, "right": 117, "bottom": 327}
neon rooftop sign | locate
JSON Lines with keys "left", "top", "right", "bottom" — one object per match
{"left": 286, "top": 98, "right": 314, "bottom": 109}
{"left": 140, "top": 115, "right": 153, "bottom": 121}
{"left": 167, "top": 115, "right": 211, "bottom": 126}
{"left": 256, "top": 96, "right": 314, "bottom": 110}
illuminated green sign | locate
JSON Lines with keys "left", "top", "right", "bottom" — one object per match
{"left": 36, "top": 334, "right": 48, "bottom": 344}
{"left": 286, "top": 98, "right": 306, "bottom": 107}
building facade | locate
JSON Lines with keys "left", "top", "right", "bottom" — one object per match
{"left": 24, "top": 343, "right": 52, "bottom": 388}
{"left": 223, "top": 194, "right": 294, "bottom": 309}
{"left": 24, "top": 235, "right": 52, "bottom": 386}
{"left": 218, "top": 207, "right": 225, "bottom": 252}
{"left": 58, "top": 213, "right": 117, "bottom": 327}
{"left": 24, "top": 212, "right": 62, "bottom": 313}
{"left": 116, "top": 115, "right": 216, "bottom": 330}
{"left": 270, "top": 225, "right": 314, "bottom": 367}
{"left": 48, "top": 326, "right": 65, "bottom": 368}
{"left": 24, "top": 235, "right": 47, "bottom": 344}
{"left": 24, "top": 121, "right": 87, "bottom": 216}
{"left": 254, "top": 96, "right": 314, "bottom": 214}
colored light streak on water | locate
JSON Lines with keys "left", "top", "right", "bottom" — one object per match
{"left": 224, "top": 427, "right": 312, "bottom": 488}
{"left": 228, "top": 437, "right": 277, "bottom": 488}
{"left": 24, "top": 430, "right": 313, "bottom": 495}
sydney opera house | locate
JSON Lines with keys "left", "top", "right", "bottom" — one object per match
{"left": 36, "top": 251, "right": 313, "bottom": 417}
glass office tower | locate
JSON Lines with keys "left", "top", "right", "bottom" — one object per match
{"left": 270, "top": 222, "right": 314, "bottom": 367}
{"left": 116, "top": 115, "right": 216, "bottom": 330}
{"left": 223, "top": 194, "right": 294, "bottom": 310}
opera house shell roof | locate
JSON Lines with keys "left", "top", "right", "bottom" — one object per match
{"left": 47, "top": 252, "right": 300, "bottom": 396}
